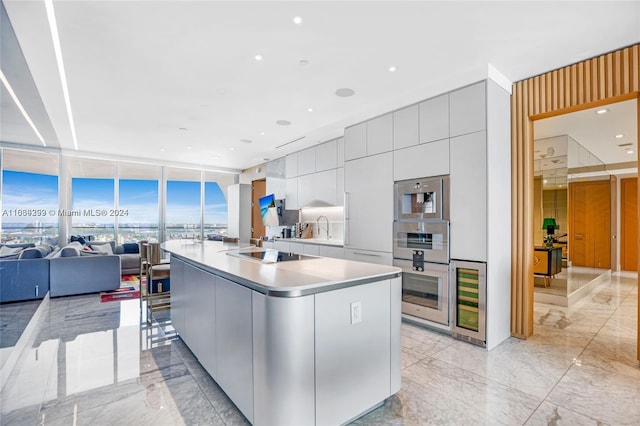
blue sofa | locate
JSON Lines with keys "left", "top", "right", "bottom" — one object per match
{"left": 0, "top": 243, "right": 55, "bottom": 303}
{"left": 49, "top": 241, "right": 121, "bottom": 297}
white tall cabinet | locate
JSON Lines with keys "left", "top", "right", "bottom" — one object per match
{"left": 344, "top": 152, "right": 393, "bottom": 256}
{"left": 447, "top": 80, "right": 512, "bottom": 350}
{"left": 227, "top": 183, "right": 251, "bottom": 242}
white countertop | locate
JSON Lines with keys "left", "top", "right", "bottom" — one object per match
{"left": 273, "top": 237, "right": 344, "bottom": 247}
{"left": 162, "top": 240, "right": 400, "bottom": 297}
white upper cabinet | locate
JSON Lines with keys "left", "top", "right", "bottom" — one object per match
{"left": 449, "top": 130, "right": 487, "bottom": 261}
{"left": 393, "top": 139, "right": 449, "bottom": 181}
{"left": 449, "top": 81, "right": 486, "bottom": 137}
{"left": 336, "top": 137, "right": 345, "bottom": 168}
{"left": 316, "top": 139, "right": 338, "bottom": 172}
{"left": 419, "top": 94, "right": 449, "bottom": 144}
{"left": 366, "top": 113, "right": 393, "bottom": 156}
{"left": 393, "top": 104, "right": 419, "bottom": 150}
{"left": 344, "top": 122, "right": 367, "bottom": 161}
{"left": 298, "top": 148, "right": 316, "bottom": 176}
{"left": 298, "top": 169, "right": 338, "bottom": 208}
{"left": 286, "top": 153, "right": 298, "bottom": 178}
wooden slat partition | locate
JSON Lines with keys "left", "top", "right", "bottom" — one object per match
{"left": 511, "top": 44, "right": 640, "bottom": 350}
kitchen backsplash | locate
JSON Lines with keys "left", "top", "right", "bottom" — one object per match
{"left": 299, "top": 206, "right": 344, "bottom": 241}
{"left": 265, "top": 206, "right": 344, "bottom": 241}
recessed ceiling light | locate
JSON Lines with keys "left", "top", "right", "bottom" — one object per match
{"left": 229, "top": 147, "right": 235, "bottom": 151}
{"left": 293, "top": 16, "right": 303, "bottom": 25}
{"left": 627, "top": 149, "right": 635, "bottom": 154}
{"left": 595, "top": 108, "right": 609, "bottom": 114}
{"left": 307, "top": 108, "right": 313, "bottom": 112}
{"left": 558, "top": 185, "right": 562, "bottom": 188}
{"left": 160, "top": 148, "right": 166, "bottom": 152}
{"left": 276, "top": 120, "right": 291, "bottom": 126}
{"left": 543, "top": 179, "right": 548, "bottom": 184}
{"left": 388, "top": 66, "right": 396, "bottom": 72}
{"left": 335, "top": 88, "right": 355, "bottom": 97}
{"left": 186, "top": 146, "right": 192, "bottom": 150}
{"left": 616, "top": 134, "right": 624, "bottom": 138}
{"left": 260, "top": 131, "right": 265, "bottom": 135}
{"left": 240, "top": 139, "right": 252, "bottom": 144}
{"left": 254, "top": 54, "right": 263, "bottom": 61}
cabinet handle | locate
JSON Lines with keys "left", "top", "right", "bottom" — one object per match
{"left": 344, "top": 192, "right": 350, "bottom": 220}
{"left": 344, "top": 192, "right": 350, "bottom": 245}
{"left": 353, "top": 251, "right": 381, "bottom": 257}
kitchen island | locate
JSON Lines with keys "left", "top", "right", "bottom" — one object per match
{"left": 162, "top": 240, "right": 402, "bottom": 426}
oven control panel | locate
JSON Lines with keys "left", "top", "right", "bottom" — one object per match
{"left": 412, "top": 250, "right": 424, "bottom": 271}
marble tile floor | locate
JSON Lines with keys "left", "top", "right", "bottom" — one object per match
{"left": 0, "top": 300, "right": 41, "bottom": 369}
{"left": 1, "top": 271, "right": 638, "bottom": 425}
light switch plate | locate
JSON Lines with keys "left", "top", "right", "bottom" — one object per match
{"left": 350, "top": 301, "right": 362, "bottom": 324}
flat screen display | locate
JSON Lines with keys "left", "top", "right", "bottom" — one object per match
{"left": 259, "top": 193, "right": 279, "bottom": 227}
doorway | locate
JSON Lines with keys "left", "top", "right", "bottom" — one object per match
{"left": 251, "top": 179, "right": 266, "bottom": 239}
{"left": 510, "top": 43, "right": 640, "bottom": 348}
{"left": 569, "top": 180, "right": 611, "bottom": 269}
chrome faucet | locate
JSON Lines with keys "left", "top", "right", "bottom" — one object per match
{"left": 316, "top": 215, "right": 329, "bottom": 240}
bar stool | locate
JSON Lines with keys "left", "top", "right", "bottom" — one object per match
{"left": 145, "top": 242, "right": 171, "bottom": 324}
{"left": 138, "top": 240, "right": 149, "bottom": 287}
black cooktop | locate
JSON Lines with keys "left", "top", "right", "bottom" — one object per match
{"left": 236, "top": 250, "right": 317, "bottom": 263}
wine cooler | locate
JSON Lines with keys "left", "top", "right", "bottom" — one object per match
{"left": 451, "top": 260, "right": 486, "bottom": 347}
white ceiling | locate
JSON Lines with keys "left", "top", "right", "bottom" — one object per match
{"left": 1, "top": 1, "right": 639, "bottom": 172}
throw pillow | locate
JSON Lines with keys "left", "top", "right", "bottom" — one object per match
{"left": 122, "top": 243, "right": 139, "bottom": 254}
{"left": 92, "top": 243, "right": 113, "bottom": 255}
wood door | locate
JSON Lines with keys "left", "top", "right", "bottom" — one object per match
{"left": 251, "top": 180, "right": 266, "bottom": 239}
{"left": 621, "top": 178, "right": 638, "bottom": 271}
{"left": 569, "top": 180, "right": 611, "bottom": 268}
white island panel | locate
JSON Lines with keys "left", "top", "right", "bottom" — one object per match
{"left": 216, "top": 276, "right": 254, "bottom": 423}
{"left": 252, "top": 293, "right": 315, "bottom": 426}
{"left": 315, "top": 279, "right": 392, "bottom": 425}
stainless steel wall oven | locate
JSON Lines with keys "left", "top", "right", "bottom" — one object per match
{"left": 393, "top": 175, "right": 451, "bottom": 328}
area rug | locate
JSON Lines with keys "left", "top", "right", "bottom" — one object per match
{"left": 101, "top": 286, "right": 140, "bottom": 302}
{"left": 101, "top": 275, "right": 141, "bottom": 302}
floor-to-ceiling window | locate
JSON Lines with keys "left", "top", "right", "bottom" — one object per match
{"left": 1, "top": 148, "right": 234, "bottom": 245}
{"left": 204, "top": 171, "right": 229, "bottom": 239}
{"left": 0, "top": 150, "right": 60, "bottom": 244}
{"left": 68, "top": 158, "right": 116, "bottom": 242}
{"left": 165, "top": 168, "right": 202, "bottom": 240}
{"left": 117, "top": 162, "right": 161, "bottom": 243}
